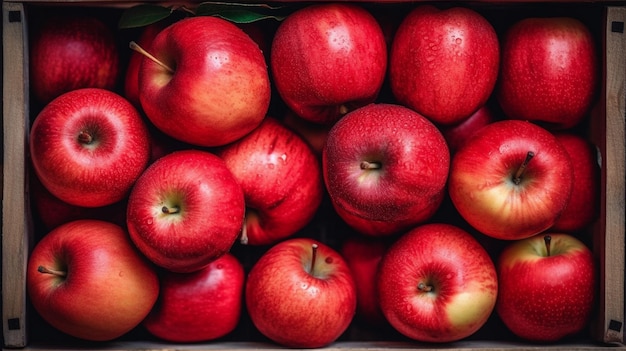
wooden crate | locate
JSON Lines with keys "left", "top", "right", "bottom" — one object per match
{"left": 2, "top": 1, "right": 625, "bottom": 350}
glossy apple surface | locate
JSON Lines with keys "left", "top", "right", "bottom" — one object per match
{"left": 139, "top": 16, "right": 271, "bottom": 147}
{"left": 26, "top": 219, "right": 159, "bottom": 341}
{"left": 245, "top": 238, "right": 357, "bottom": 348}
{"left": 496, "top": 233, "right": 596, "bottom": 342}
{"left": 552, "top": 133, "right": 600, "bottom": 232}
{"left": 497, "top": 17, "right": 598, "bottom": 129}
{"left": 323, "top": 103, "right": 450, "bottom": 236}
{"left": 124, "top": 22, "right": 165, "bottom": 109}
{"left": 377, "top": 223, "right": 498, "bottom": 342}
{"left": 29, "top": 14, "right": 119, "bottom": 104}
{"left": 271, "top": 3, "right": 387, "bottom": 125}
{"left": 216, "top": 117, "right": 323, "bottom": 246}
{"left": 143, "top": 253, "right": 245, "bottom": 342}
{"left": 390, "top": 5, "right": 499, "bottom": 125}
{"left": 30, "top": 88, "right": 151, "bottom": 208}
{"left": 441, "top": 105, "right": 494, "bottom": 154}
{"left": 126, "top": 150, "right": 245, "bottom": 273}
{"left": 448, "top": 120, "right": 573, "bottom": 240}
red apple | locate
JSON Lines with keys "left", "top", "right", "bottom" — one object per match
{"left": 271, "top": 3, "right": 388, "bottom": 125}
{"left": 29, "top": 14, "right": 119, "bottom": 104}
{"left": 551, "top": 133, "right": 600, "bottom": 232}
{"left": 124, "top": 22, "right": 165, "bottom": 109}
{"left": 496, "top": 233, "right": 596, "bottom": 342}
{"left": 245, "top": 238, "right": 357, "bottom": 348}
{"left": 441, "top": 105, "right": 494, "bottom": 154}
{"left": 448, "top": 120, "right": 573, "bottom": 240}
{"left": 215, "top": 117, "right": 323, "bottom": 246}
{"left": 26, "top": 219, "right": 159, "bottom": 341}
{"left": 497, "top": 17, "right": 599, "bottom": 129}
{"left": 281, "top": 110, "right": 331, "bottom": 157}
{"left": 390, "top": 5, "right": 499, "bottom": 125}
{"left": 137, "top": 16, "right": 271, "bottom": 147}
{"left": 377, "top": 223, "right": 498, "bottom": 342}
{"left": 143, "top": 253, "right": 245, "bottom": 342}
{"left": 340, "top": 235, "right": 390, "bottom": 326}
{"left": 29, "top": 88, "right": 151, "bottom": 208}
{"left": 126, "top": 149, "right": 245, "bottom": 273}
{"left": 323, "top": 103, "right": 450, "bottom": 236}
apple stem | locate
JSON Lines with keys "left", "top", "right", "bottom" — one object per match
{"left": 309, "top": 243, "right": 319, "bottom": 275}
{"left": 37, "top": 265, "right": 67, "bottom": 277}
{"left": 512, "top": 151, "right": 535, "bottom": 185}
{"left": 418, "top": 282, "right": 433, "bottom": 292}
{"left": 240, "top": 220, "right": 249, "bottom": 245}
{"left": 129, "top": 41, "right": 175, "bottom": 74}
{"left": 77, "top": 130, "right": 93, "bottom": 144}
{"left": 544, "top": 235, "right": 552, "bottom": 257}
{"left": 162, "top": 205, "right": 179, "bottom": 214}
{"left": 360, "top": 161, "right": 381, "bottom": 170}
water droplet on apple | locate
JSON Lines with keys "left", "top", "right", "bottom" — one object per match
{"left": 455, "top": 38, "right": 462, "bottom": 45}
{"left": 267, "top": 163, "right": 275, "bottom": 169}
{"left": 146, "top": 218, "right": 153, "bottom": 225}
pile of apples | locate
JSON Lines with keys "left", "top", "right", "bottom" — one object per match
{"left": 25, "top": 2, "right": 602, "bottom": 348}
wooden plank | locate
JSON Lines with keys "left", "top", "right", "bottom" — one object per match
{"left": 597, "top": 5, "right": 626, "bottom": 345}
{"left": 2, "top": 2, "right": 30, "bottom": 348}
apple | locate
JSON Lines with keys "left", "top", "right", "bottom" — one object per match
{"left": 441, "top": 105, "right": 495, "bottom": 154}
{"left": 143, "top": 253, "right": 245, "bottom": 342}
{"left": 377, "top": 223, "right": 498, "bottom": 342}
{"left": 281, "top": 110, "right": 331, "bottom": 157}
{"left": 323, "top": 103, "right": 450, "bottom": 236}
{"left": 245, "top": 238, "right": 357, "bottom": 348}
{"left": 390, "top": 5, "right": 499, "bottom": 126}
{"left": 551, "top": 133, "right": 601, "bottom": 232}
{"left": 30, "top": 174, "right": 127, "bottom": 232}
{"left": 340, "top": 235, "right": 390, "bottom": 326}
{"left": 496, "top": 233, "right": 596, "bottom": 342}
{"left": 126, "top": 149, "right": 245, "bottom": 273}
{"left": 497, "top": 17, "right": 599, "bottom": 129}
{"left": 137, "top": 16, "right": 271, "bottom": 147}
{"left": 124, "top": 22, "right": 165, "bottom": 109}
{"left": 29, "top": 88, "right": 151, "bottom": 208}
{"left": 29, "top": 14, "right": 119, "bottom": 104}
{"left": 26, "top": 219, "right": 159, "bottom": 341}
{"left": 270, "top": 3, "right": 388, "bottom": 125}
{"left": 215, "top": 117, "right": 324, "bottom": 246}
{"left": 448, "top": 119, "right": 573, "bottom": 240}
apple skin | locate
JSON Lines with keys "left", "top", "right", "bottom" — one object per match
{"left": 126, "top": 149, "right": 245, "bottom": 273}
{"left": 215, "top": 117, "right": 324, "bottom": 246}
{"left": 29, "top": 14, "right": 119, "bottom": 104}
{"left": 139, "top": 16, "right": 271, "bottom": 147}
{"left": 323, "top": 103, "right": 450, "bottom": 236}
{"left": 441, "top": 105, "right": 494, "bottom": 154}
{"left": 26, "top": 219, "right": 160, "bottom": 341}
{"left": 390, "top": 5, "right": 499, "bottom": 126}
{"left": 496, "top": 233, "right": 596, "bottom": 342}
{"left": 497, "top": 17, "right": 599, "bottom": 129}
{"left": 124, "top": 22, "right": 165, "bottom": 109}
{"left": 143, "top": 253, "right": 245, "bottom": 342}
{"left": 340, "top": 235, "right": 390, "bottom": 326}
{"left": 29, "top": 88, "right": 151, "bottom": 208}
{"left": 245, "top": 238, "right": 357, "bottom": 348}
{"left": 270, "top": 3, "right": 388, "bottom": 125}
{"left": 281, "top": 110, "right": 331, "bottom": 157}
{"left": 448, "top": 120, "right": 573, "bottom": 240}
{"left": 377, "top": 223, "right": 498, "bottom": 342}
{"left": 551, "top": 133, "right": 600, "bottom": 232}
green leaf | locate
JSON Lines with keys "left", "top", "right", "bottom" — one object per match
{"left": 194, "top": 2, "right": 287, "bottom": 23}
{"left": 118, "top": 4, "right": 173, "bottom": 29}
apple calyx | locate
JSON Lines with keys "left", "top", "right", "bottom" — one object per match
{"left": 129, "top": 41, "right": 175, "bottom": 74}
{"left": 309, "top": 243, "right": 319, "bottom": 275}
{"left": 161, "top": 205, "right": 180, "bottom": 214}
{"left": 512, "top": 151, "right": 535, "bottom": 185}
{"left": 77, "top": 130, "right": 94, "bottom": 145}
{"left": 544, "top": 235, "right": 552, "bottom": 257}
{"left": 417, "top": 282, "right": 434, "bottom": 293}
{"left": 37, "top": 265, "right": 67, "bottom": 277}
{"left": 360, "top": 161, "right": 382, "bottom": 170}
